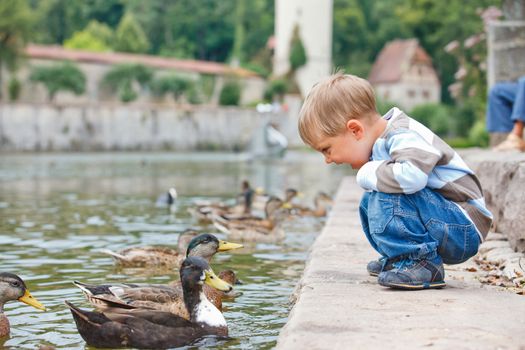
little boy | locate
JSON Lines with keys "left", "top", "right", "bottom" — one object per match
{"left": 298, "top": 73, "right": 493, "bottom": 290}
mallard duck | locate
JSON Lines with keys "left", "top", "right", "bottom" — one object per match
{"left": 155, "top": 187, "right": 178, "bottom": 212}
{"left": 0, "top": 272, "right": 46, "bottom": 338}
{"left": 76, "top": 233, "right": 243, "bottom": 317}
{"left": 66, "top": 256, "right": 231, "bottom": 349}
{"left": 212, "top": 196, "right": 288, "bottom": 243}
{"left": 189, "top": 180, "right": 256, "bottom": 222}
{"left": 292, "top": 192, "right": 333, "bottom": 217}
{"left": 100, "top": 229, "right": 213, "bottom": 268}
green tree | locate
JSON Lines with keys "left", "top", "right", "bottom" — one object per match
{"left": 102, "top": 64, "right": 153, "bottom": 102}
{"left": 64, "top": 31, "right": 110, "bottom": 52}
{"left": 219, "top": 80, "right": 241, "bottom": 106}
{"left": 0, "top": 0, "right": 33, "bottom": 100}
{"left": 151, "top": 75, "right": 193, "bottom": 102}
{"left": 29, "top": 62, "right": 86, "bottom": 101}
{"left": 114, "top": 12, "right": 150, "bottom": 53}
{"left": 289, "top": 25, "right": 307, "bottom": 71}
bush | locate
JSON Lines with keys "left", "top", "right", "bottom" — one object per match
{"left": 151, "top": 75, "right": 192, "bottom": 102}
{"left": 219, "top": 80, "right": 241, "bottom": 106}
{"left": 451, "top": 100, "right": 478, "bottom": 138}
{"left": 30, "top": 62, "right": 86, "bottom": 101}
{"left": 410, "top": 103, "right": 452, "bottom": 137}
{"left": 468, "top": 119, "right": 489, "bottom": 147}
{"left": 102, "top": 64, "right": 153, "bottom": 102}
{"left": 375, "top": 98, "right": 397, "bottom": 115}
{"left": 8, "top": 77, "right": 21, "bottom": 101}
{"left": 289, "top": 25, "right": 307, "bottom": 71}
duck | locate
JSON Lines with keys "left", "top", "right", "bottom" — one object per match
{"left": 76, "top": 233, "right": 243, "bottom": 318}
{"left": 0, "top": 272, "right": 46, "bottom": 338}
{"left": 66, "top": 256, "right": 232, "bottom": 349}
{"left": 251, "top": 188, "right": 299, "bottom": 212}
{"left": 100, "top": 229, "right": 198, "bottom": 268}
{"left": 188, "top": 180, "right": 256, "bottom": 222}
{"left": 155, "top": 187, "right": 178, "bottom": 212}
{"left": 212, "top": 196, "right": 288, "bottom": 243}
{"left": 292, "top": 192, "right": 333, "bottom": 217}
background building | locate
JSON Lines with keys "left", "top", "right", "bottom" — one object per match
{"left": 368, "top": 39, "right": 441, "bottom": 111}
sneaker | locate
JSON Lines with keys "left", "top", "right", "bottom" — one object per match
{"left": 367, "top": 257, "right": 395, "bottom": 277}
{"left": 493, "top": 134, "right": 525, "bottom": 152}
{"left": 377, "top": 256, "right": 446, "bottom": 290}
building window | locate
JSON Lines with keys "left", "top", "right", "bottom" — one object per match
{"left": 407, "top": 90, "right": 415, "bottom": 98}
{"left": 422, "top": 90, "right": 430, "bottom": 99}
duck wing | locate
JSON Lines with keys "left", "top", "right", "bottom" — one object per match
{"left": 74, "top": 281, "right": 189, "bottom": 317}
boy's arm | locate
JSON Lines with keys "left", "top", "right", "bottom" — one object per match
{"left": 356, "top": 131, "right": 442, "bottom": 194}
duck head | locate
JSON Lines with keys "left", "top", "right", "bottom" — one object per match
{"left": 186, "top": 233, "right": 243, "bottom": 262}
{"left": 180, "top": 257, "right": 231, "bottom": 330}
{"left": 0, "top": 272, "right": 45, "bottom": 313}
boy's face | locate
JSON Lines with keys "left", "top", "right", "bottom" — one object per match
{"left": 314, "top": 120, "right": 372, "bottom": 169}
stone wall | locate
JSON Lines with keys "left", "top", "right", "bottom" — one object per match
{"left": 462, "top": 150, "right": 525, "bottom": 253}
{"left": 0, "top": 103, "right": 300, "bottom": 152}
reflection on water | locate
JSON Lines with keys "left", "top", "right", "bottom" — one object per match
{"left": 0, "top": 151, "right": 350, "bottom": 350}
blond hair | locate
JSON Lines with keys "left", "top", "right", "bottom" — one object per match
{"left": 298, "top": 72, "right": 377, "bottom": 147}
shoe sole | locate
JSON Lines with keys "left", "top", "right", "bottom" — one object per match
{"left": 368, "top": 272, "right": 379, "bottom": 277}
{"left": 379, "top": 281, "right": 446, "bottom": 290}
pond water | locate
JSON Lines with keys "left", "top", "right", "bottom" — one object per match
{"left": 0, "top": 151, "right": 350, "bottom": 350}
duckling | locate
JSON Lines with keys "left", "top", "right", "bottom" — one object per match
{"left": 75, "top": 234, "right": 243, "bottom": 317}
{"left": 100, "top": 229, "right": 199, "bottom": 268}
{"left": 0, "top": 273, "right": 46, "bottom": 338}
{"left": 293, "top": 192, "right": 333, "bottom": 217}
{"left": 66, "top": 256, "right": 231, "bottom": 349}
{"left": 212, "top": 196, "right": 288, "bottom": 243}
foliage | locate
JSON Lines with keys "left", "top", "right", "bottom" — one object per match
{"left": 29, "top": 62, "right": 86, "bottom": 101}
{"left": 410, "top": 103, "right": 452, "bottom": 137}
{"left": 8, "top": 77, "right": 21, "bottom": 101}
{"left": 102, "top": 64, "right": 153, "bottom": 102}
{"left": 64, "top": 31, "right": 110, "bottom": 52}
{"left": 264, "top": 78, "right": 287, "bottom": 102}
{"left": 151, "top": 75, "right": 193, "bottom": 102}
{"left": 289, "top": 25, "right": 307, "bottom": 71}
{"left": 114, "top": 12, "right": 149, "bottom": 53}
{"left": 0, "top": 0, "right": 33, "bottom": 99}
{"left": 468, "top": 119, "right": 490, "bottom": 147}
{"left": 85, "top": 20, "right": 114, "bottom": 45}
{"left": 375, "top": 98, "right": 398, "bottom": 115}
{"left": 219, "top": 80, "right": 241, "bottom": 106}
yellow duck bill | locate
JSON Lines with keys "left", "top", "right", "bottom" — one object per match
{"left": 205, "top": 269, "right": 233, "bottom": 292}
{"left": 217, "top": 240, "right": 244, "bottom": 251}
{"left": 18, "top": 289, "right": 46, "bottom": 311}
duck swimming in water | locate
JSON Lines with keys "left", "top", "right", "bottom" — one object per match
{"left": 76, "top": 233, "right": 243, "bottom": 317}
{"left": 100, "top": 229, "right": 200, "bottom": 268}
{"left": 212, "top": 196, "right": 289, "bottom": 243}
{"left": 0, "top": 272, "right": 46, "bottom": 338}
{"left": 66, "top": 256, "right": 232, "bottom": 349}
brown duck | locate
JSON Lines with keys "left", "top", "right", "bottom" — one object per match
{"left": 74, "top": 233, "right": 242, "bottom": 319}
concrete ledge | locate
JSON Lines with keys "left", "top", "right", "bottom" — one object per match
{"left": 461, "top": 150, "right": 525, "bottom": 252}
{"left": 276, "top": 177, "right": 525, "bottom": 350}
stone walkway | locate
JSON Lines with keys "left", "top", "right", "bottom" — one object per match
{"left": 276, "top": 177, "right": 525, "bottom": 350}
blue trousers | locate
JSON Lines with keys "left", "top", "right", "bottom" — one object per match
{"left": 486, "top": 76, "right": 525, "bottom": 133}
{"left": 359, "top": 188, "right": 480, "bottom": 264}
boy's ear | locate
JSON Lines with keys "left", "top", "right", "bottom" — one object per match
{"left": 345, "top": 119, "right": 364, "bottom": 139}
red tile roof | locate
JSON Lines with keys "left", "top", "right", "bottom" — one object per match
{"left": 368, "top": 39, "right": 434, "bottom": 84}
{"left": 25, "top": 44, "right": 259, "bottom": 78}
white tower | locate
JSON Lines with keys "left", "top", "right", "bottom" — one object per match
{"left": 273, "top": 0, "right": 333, "bottom": 97}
